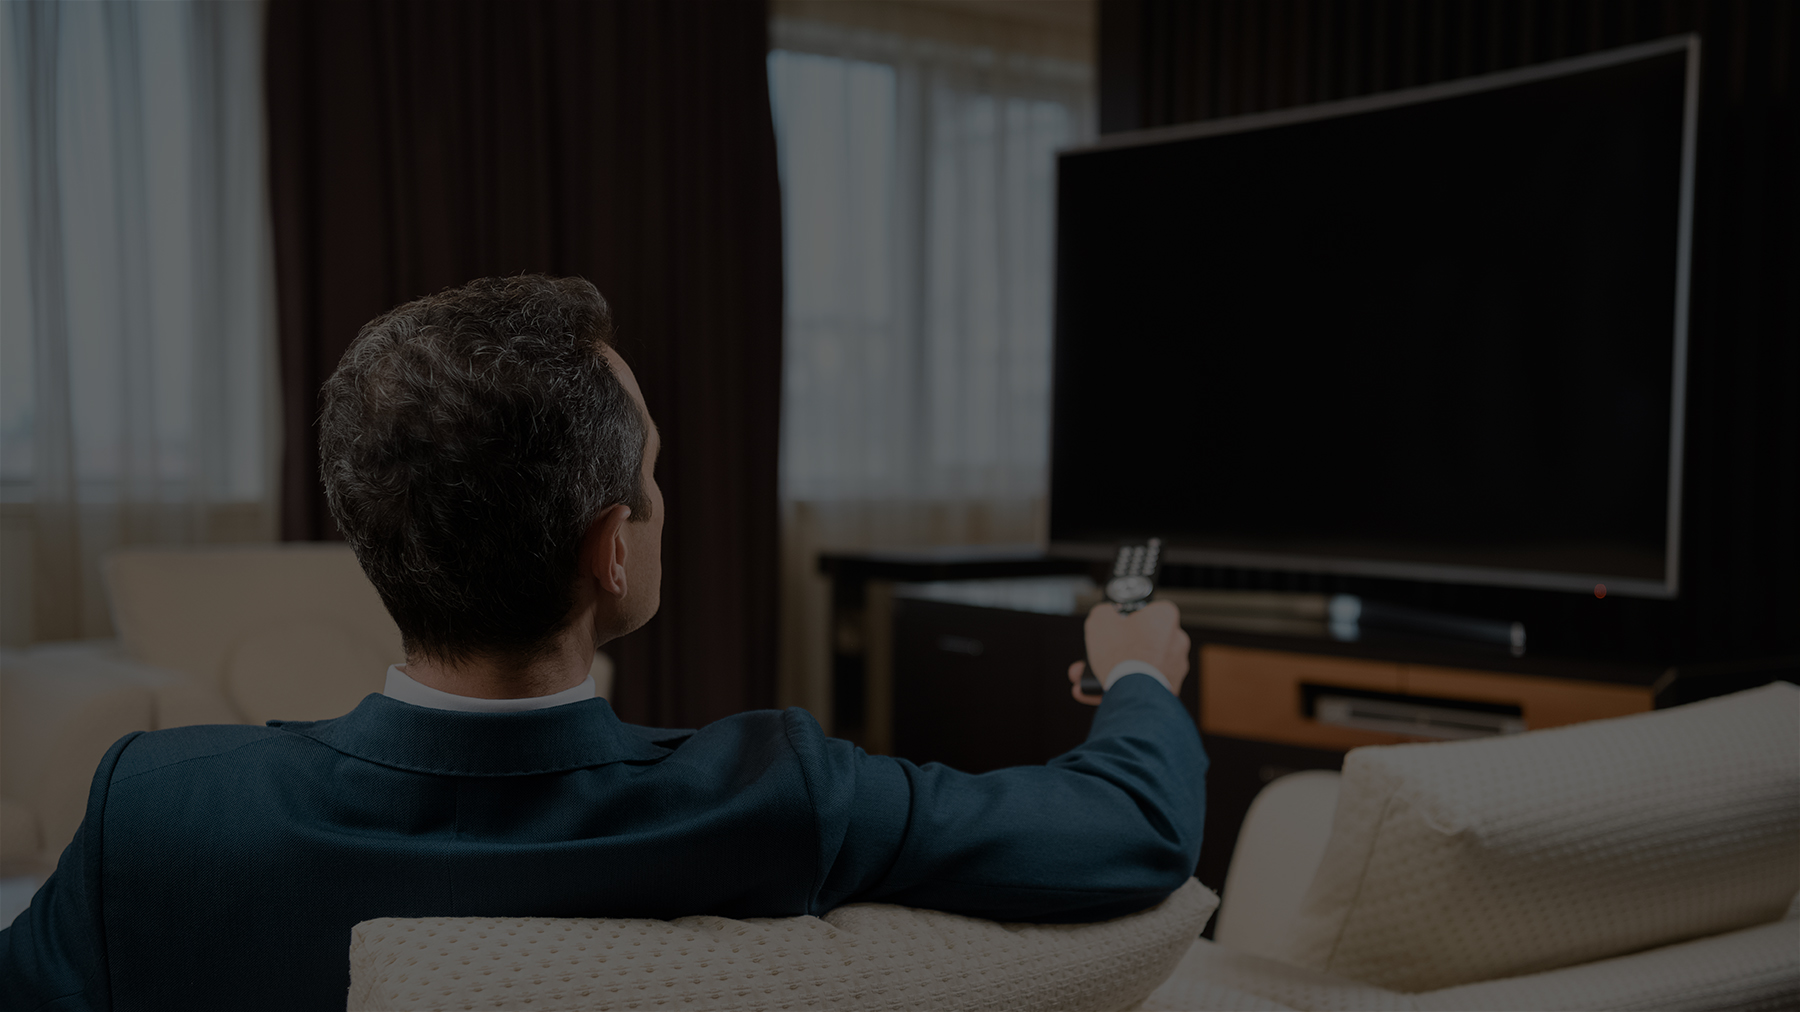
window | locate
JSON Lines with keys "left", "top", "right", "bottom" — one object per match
{"left": 0, "top": 0, "right": 272, "bottom": 505}
{"left": 766, "top": 6, "right": 1094, "bottom": 721}
{"left": 769, "top": 22, "right": 1091, "bottom": 506}
{"left": 1, "top": 0, "right": 274, "bottom": 642}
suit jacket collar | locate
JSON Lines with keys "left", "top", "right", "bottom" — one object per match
{"left": 268, "top": 693, "right": 688, "bottom": 776}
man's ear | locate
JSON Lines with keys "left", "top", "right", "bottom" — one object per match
{"left": 580, "top": 503, "right": 634, "bottom": 597}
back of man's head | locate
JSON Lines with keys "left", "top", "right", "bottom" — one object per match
{"left": 319, "top": 275, "right": 648, "bottom": 665}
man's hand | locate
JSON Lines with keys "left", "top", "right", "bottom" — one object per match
{"left": 1069, "top": 600, "right": 1190, "bottom": 706}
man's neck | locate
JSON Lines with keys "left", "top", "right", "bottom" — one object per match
{"left": 403, "top": 637, "right": 595, "bottom": 700}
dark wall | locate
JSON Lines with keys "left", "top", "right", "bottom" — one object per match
{"left": 266, "top": 0, "right": 782, "bottom": 726}
{"left": 1097, "top": 0, "right": 1797, "bottom": 664}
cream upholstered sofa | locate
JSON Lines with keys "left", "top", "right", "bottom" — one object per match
{"left": 1, "top": 543, "right": 609, "bottom": 881}
{"left": 347, "top": 682, "right": 1800, "bottom": 1011}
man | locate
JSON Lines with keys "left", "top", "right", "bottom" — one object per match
{"left": 2, "top": 276, "right": 1205, "bottom": 1010}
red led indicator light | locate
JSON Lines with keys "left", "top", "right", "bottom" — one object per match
{"left": 1594, "top": 584, "right": 1607, "bottom": 599}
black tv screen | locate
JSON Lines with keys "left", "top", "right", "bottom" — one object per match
{"left": 1049, "top": 37, "right": 1697, "bottom": 598}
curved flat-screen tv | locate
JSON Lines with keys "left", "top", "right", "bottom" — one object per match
{"left": 1049, "top": 36, "right": 1698, "bottom": 599}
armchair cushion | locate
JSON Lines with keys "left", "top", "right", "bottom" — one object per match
{"left": 346, "top": 878, "right": 1217, "bottom": 1011}
{"left": 105, "top": 544, "right": 403, "bottom": 723}
{"left": 101, "top": 544, "right": 612, "bottom": 725}
{"left": 224, "top": 615, "right": 400, "bottom": 723}
{"left": 1274, "top": 682, "right": 1800, "bottom": 992}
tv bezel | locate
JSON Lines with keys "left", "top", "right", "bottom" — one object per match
{"left": 1048, "top": 35, "right": 1700, "bottom": 600}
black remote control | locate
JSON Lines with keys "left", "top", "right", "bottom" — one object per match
{"left": 1079, "top": 538, "right": 1163, "bottom": 696}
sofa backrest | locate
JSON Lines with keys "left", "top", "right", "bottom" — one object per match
{"left": 348, "top": 879, "right": 1218, "bottom": 1012}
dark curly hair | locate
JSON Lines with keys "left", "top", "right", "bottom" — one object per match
{"left": 318, "top": 275, "right": 649, "bottom": 664}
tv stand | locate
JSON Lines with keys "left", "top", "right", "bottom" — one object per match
{"left": 817, "top": 546, "right": 1766, "bottom": 896}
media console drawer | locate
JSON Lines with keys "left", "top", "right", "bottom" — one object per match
{"left": 1200, "top": 644, "right": 1653, "bottom": 750}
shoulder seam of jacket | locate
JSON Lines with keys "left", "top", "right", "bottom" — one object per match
{"left": 108, "top": 733, "right": 287, "bottom": 786}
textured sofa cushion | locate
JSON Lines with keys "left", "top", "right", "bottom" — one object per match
{"left": 1419, "top": 915, "right": 1800, "bottom": 1012}
{"left": 347, "top": 878, "right": 1216, "bottom": 1011}
{"left": 1140, "top": 939, "right": 1410, "bottom": 1012}
{"left": 1140, "top": 916, "right": 1800, "bottom": 1012}
{"left": 1273, "top": 681, "right": 1800, "bottom": 992}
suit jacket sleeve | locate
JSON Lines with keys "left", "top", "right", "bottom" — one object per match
{"left": 796, "top": 673, "right": 1208, "bottom": 921}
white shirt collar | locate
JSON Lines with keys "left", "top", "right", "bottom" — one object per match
{"left": 382, "top": 664, "right": 596, "bottom": 713}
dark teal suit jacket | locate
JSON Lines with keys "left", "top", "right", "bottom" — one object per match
{"left": 1, "top": 672, "right": 1205, "bottom": 1011}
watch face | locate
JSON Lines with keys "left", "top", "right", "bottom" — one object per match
{"left": 1106, "top": 575, "right": 1153, "bottom": 603}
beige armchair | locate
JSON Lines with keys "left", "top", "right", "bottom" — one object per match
{"left": 105, "top": 543, "right": 407, "bottom": 725}
{"left": 102, "top": 543, "right": 612, "bottom": 725}
{"left": 3, "top": 544, "right": 404, "bottom": 883}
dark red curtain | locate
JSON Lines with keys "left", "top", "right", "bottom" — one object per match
{"left": 266, "top": 0, "right": 782, "bottom": 726}
{"left": 1097, "top": 0, "right": 1797, "bottom": 663}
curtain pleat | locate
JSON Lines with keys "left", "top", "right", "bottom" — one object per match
{"left": 4, "top": 0, "right": 276, "bottom": 641}
{"left": 1097, "top": 0, "right": 1798, "bottom": 661}
{"left": 265, "top": 0, "right": 783, "bottom": 726}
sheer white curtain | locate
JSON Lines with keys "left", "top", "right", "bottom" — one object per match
{"left": 769, "top": 13, "right": 1093, "bottom": 719}
{"left": 1, "top": 0, "right": 276, "bottom": 643}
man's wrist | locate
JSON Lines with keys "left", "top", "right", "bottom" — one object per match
{"left": 1102, "top": 660, "right": 1173, "bottom": 694}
